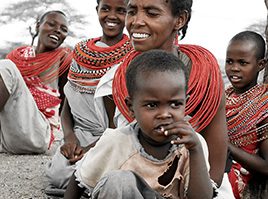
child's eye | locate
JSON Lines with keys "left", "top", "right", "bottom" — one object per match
{"left": 171, "top": 102, "right": 183, "bottom": 109}
{"left": 117, "top": 7, "right": 126, "bottom": 14}
{"left": 101, "top": 6, "right": 109, "bottom": 12}
{"left": 146, "top": 103, "right": 157, "bottom": 109}
{"left": 225, "top": 59, "right": 233, "bottom": 65}
{"left": 239, "top": 60, "right": 248, "bottom": 66}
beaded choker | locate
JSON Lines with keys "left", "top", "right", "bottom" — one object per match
{"left": 113, "top": 44, "right": 223, "bottom": 133}
{"left": 68, "top": 34, "right": 132, "bottom": 94}
{"left": 226, "top": 84, "right": 268, "bottom": 147}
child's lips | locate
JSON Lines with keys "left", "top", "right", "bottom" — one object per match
{"left": 155, "top": 126, "right": 164, "bottom": 134}
{"left": 155, "top": 124, "right": 170, "bottom": 134}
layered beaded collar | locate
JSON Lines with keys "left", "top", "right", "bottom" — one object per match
{"left": 226, "top": 84, "right": 268, "bottom": 147}
{"left": 68, "top": 34, "right": 132, "bottom": 94}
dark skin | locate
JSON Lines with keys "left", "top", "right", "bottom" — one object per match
{"left": 0, "top": 12, "right": 69, "bottom": 113}
{"left": 225, "top": 40, "right": 268, "bottom": 177}
{"left": 123, "top": 0, "right": 228, "bottom": 186}
{"left": 0, "top": 76, "right": 10, "bottom": 112}
{"left": 60, "top": 100, "right": 99, "bottom": 164}
{"left": 64, "top": 173, "right": 85, "bottom": 199}
{"left": 199, "top": 96, "right": 228, "bottom": 185}
{"left": 60, "top": 0, "right": 126, "bottom": 163}
{"left": 35, "top": 12, "right": 69, "bottom": 112}
{"left": 64, "top": 70, "right": 213, "bottom": 199}
{"left": 125, "top": 70, "right": 213, "bottom": 198}
{"left": 103, "top": 95, "right": 116, "bottom": 128}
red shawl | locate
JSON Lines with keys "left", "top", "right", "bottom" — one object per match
{"left": 112, "top": 44, "right": 223, "bottom": 132}
{"left": 6, "top": 46, "right": 72, "bottom": 83}
{"left": 6, "top": 46, "right": 72, "bottom": 111}
{"left": 6, "top": 46, "right": 72, "bottom": 147}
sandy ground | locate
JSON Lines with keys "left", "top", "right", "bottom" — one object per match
{"left": 0, "top": 153, "right": 51, "bottom": 199}
{"left": 0, "top": 140, "right": 62, "bottom": 199}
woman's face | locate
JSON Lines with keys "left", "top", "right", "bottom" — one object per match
{"left": 126, "top": 0, "right": 180, "bottom": 52}
{"left": 97, "top": 0, "right": 126, "bottom": 42}
{"left": 36, "top": 12, "right": 68, "bottom": 53}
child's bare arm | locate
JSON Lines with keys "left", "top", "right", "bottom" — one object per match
{"left": 163, "top": 121, "right": 213, "bottom": 199}
{"left": 64, "top": 173, "right": 85, "bottom": 199}
{"left": 228, "top": 118, "right": 268, "bottom": 175}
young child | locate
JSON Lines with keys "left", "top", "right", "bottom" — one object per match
{"left": 0, "top": 10, "right": 71, "bottom": 154}
{"left": 225, "top": 31, "right": 268, "bottom": 198}
{"left": 64, "top": 50, "right": 217, "bottom": 199}
{"left": 45, "top": 0, "right": 132, "bottom": 192}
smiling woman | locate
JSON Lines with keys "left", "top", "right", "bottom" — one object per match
{"left": 45, "top": 0, "right": 133, "bottom": 194}
{"left": 0, "top": 10, "right": 72, "bottom": 154}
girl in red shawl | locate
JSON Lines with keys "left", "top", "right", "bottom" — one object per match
{"left": 0, "top": 10, "right": 72, "bottom": 154}
{"left": 225, "top": 31, "right": 268, "bottom": 198}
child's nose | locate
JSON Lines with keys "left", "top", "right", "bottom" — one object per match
{"left": 157, "top": 108, "right": 172, "bottom": 119}
{"left": 231, "top": 63, "right": 240, "bottom": 71}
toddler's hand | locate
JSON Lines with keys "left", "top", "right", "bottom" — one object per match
{"left": 162, "top": 120, "right": 201, "bottom": 151}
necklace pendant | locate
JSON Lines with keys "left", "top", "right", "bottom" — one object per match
{"left": 22, "top": 46, "right": 36, "bottom": 59}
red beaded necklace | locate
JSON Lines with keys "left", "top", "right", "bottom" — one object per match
{"left": 6, "top": 46, "right": 72, "bottom": 83}
{"left": 112, "top": 44, "right": 223, "bottom": 132}
{"left": 226, "top": 84, "right": 268, "bottom": 147}
{"left": 68, "top": 34, "right": 133, "bottom": 93}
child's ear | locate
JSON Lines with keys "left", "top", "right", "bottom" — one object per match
{"left": 96, "top": 5, "right": 99, "bottom": 13}
{"left": 125, "top": 96, "right": 135, "bottom": 118}
{"left": 258, "top": 58, "right": 267, "bottom": 71}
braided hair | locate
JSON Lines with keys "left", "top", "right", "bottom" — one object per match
{"left": 169, "top": 0, "right": 192, "bottom": 40}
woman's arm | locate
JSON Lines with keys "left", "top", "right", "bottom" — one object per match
{"left": 201, "top": 94, "right": 228, "bottom": 186}
{"left": 229, "top": 118, "right": 268, "bottom": 175}
{"left": 60, "top": 99, "right": 84, "bottom": 164}
{"left": 58, "top": 69, "right": 68, "bottom": 113}
{"left": 103, "top": 95, "right": 116, "bottom": 128}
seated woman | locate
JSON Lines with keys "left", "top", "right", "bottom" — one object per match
{"left": 0, "top": 10, "right": 72, "bottom": 154}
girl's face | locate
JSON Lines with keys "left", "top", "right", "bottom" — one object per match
{"left": 97, "top": 0, "right": 126, "bottom": 44}
{"left": 36, "top": 12, "right": 68, "bottom": 53}
{"left": 127, "top": 71, "right": 186, "bottom": 145}
{"left": 225, "top": 40, "right": 264, "bottom": 94}
{"left": 125, "top": 0, "right": 183, "bottom": 52}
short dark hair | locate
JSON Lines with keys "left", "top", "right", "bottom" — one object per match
{"left": 230, "top": 30, "right": 266, "bottom": 60}
{"left": 126, "top": 49, "right": 188, "bottom": 97}
{"left": 39, "top": 10, "right": 67, "bottom": 23}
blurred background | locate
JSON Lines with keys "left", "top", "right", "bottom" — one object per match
{"left": 0, "top": 0, "right": 267, "bottom": 85}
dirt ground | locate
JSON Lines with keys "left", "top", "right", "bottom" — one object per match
{"left": 0, "top": 140, "right": 62, "bottom": 199}
{"left": 0, "top": 153, "right": 51, "bottom": 199}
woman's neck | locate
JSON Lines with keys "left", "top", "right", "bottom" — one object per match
{"left": 100, "top": 33, "right": 123, "bottom": 47}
